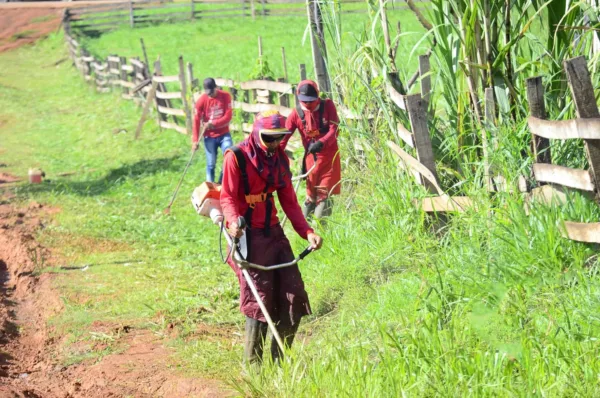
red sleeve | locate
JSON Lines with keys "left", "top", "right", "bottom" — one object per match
{"left": 220, "top": 151, "right": 242, "bottom": 227}
{"left": 193, "top": 95, "right": 206, "bottom": 143}
{"left": 281, "top": 111, "right": 299, "bottom": 150}
{"left": 277, "top": 175, "right": 313, "bottom": 240}
{"left": 212, "top": 91, "right": 232, "bottom": 129}
{"left": 318, "top": 100, "right": 339, "bottom": 147}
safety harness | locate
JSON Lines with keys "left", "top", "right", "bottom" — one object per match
{"left": 230, "top": 146, "right": 275, "bottom": 259}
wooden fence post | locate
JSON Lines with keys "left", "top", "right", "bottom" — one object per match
{"left": 406, "top": 93, "right": 438, "bottom": 193}
{"left": 187, "top": 62, "right": 197, "bottom": 91}
{"left": 154, "top": 59, "right": 165, "bottom": 128}
{"left": 251, "top": 0, "right": 256, "bottom": 19}
{"left": 526, "top": 76, "right": 551, "bottom": 164}
{"left": 306, "top": 0, "right": 330, "bottom": 94}
{"left": 418, "top": 54, "right": 431, "bottom": 106}
{"left": 119, "top": 56, "right": 128, "bottom": 97}
{"left": 299, "top": 63, "right": 306, "bottom": 81}
{"left": 179, "top": 56, "right": 193, "bottom": 135}
{"left": 128, "top": 0, "right": 134, "bottom": 28}
{"left": 564, "top": 56, "right": 600, "bottom": 196}
{"left": 277, "top": 77, "right": 289, "bottom": 107}
{"left": 261, "top": 0, "right": 266, "bottom": 16}
{"left": 191, "top": 0, "right": 195, "bottom": 20}
{"left": 281, "top": 47, "right": 288, "bottom": 82}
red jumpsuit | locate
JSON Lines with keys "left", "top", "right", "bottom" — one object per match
{"left": 283, "top": 99, "right": 341, "bottom": 204}
{"left": 220, "top": 138, "right": 313, "bottom": 324}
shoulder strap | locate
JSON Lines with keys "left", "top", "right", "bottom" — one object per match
{"left": 230, "top": 146, "right": 250, "bottom": 196}
{"left": 296, "top": 101, "right": 306, "bottom": 130}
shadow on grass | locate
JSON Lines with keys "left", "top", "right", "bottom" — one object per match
{"left": 16, "top": 154, "right": 189, "bottom": 197}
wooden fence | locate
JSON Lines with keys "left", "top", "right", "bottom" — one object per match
{"left": 525, "top": 56, "right": 600, "bottom": 244}
{"left": 64, "top": 0, "right": 421, "bottom": 34}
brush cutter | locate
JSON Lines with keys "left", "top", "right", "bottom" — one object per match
{"left": 281, "top": 153, "right": 318, "bottom": 228}
{"left": 164, "top": 125, "right": 206, "bottom": 214}
{"left": 191, "top": 182, "right": 314, "bottom": 353}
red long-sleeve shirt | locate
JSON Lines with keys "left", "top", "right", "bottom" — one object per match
{"left": 220, "top": 150, "right": 314, "bottom": 240}
{"left": 282, "top": 99, "right": 339, "bottom": 153}
{"left": 193, "top": 90, "right": 233, "bottom": 140}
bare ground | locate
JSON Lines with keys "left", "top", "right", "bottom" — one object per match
{"left": 0, "top": 181, "right": 229, "bottom": 398}
{"left": 0, "top": 9, "right": 62, "bottom": 53}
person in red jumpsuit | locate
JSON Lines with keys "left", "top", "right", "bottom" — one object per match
{"left": 220, "top": 110, "right": 323, "bottom": 365}
{"left": 282, "top": 80, "right": 341, "bottom": 219}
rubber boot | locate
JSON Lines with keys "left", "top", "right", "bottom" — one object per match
{"left": 314, "top": 199, "right": 332, "bottom": 220}
{"left": 244, "top": 317, "right": 268, "bottom": 366}
{"left": 302, "top": 200, "right": 316, "bottom": 219}
{"left": 270, "top": 320, "right": 300, "bottom": 363}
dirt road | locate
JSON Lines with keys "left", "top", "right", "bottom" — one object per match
{"left": 0, "top": 181, "right": 226, "bottom": 397}
{"left": 0, "top": 9, "right": 62, "bottom": 53}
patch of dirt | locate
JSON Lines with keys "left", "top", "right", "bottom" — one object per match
{"left": 0, "top": 172, "right": 20, "bottom": 184}
{"left": 0, "top": 9, "right": 62, "bottom": 53}
{"left": 0, "top": 194, "right": 229, "bottom": 397}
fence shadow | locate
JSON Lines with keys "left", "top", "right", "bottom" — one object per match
{"left": 17, "top": 154, "right": 188, "bottom": 197}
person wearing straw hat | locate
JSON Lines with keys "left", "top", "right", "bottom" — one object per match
{"left": 282, "top": 80, "right": 341, "bottom": 220}
{"left": 220, "top": 110, "right": 323, "bottom": 365}
{"left": 192, "top": 77, "right": 233, "bottom": 183}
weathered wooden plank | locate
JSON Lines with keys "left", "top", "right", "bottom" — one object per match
{"left": 528, "top": 116, "right": 600, "bottom": 140}
{"left": 109, "top": 68, "right": 120, "bottom": 75}
{"left": 107, "top": 55, "right": 121, "bottom": 63}
{"left": 386, "top": 80, "right": 406, "bottom": 111}
{"left": 117, "top": 80, "right": 136, "bottom": 89}
{"left": 121, "top": 64, "right": 134, "bottom": 72}
{"left": 397, "top": 122, "right": 414, "bottom": 148}
{"left": 417, "top": 196, "right": 474, "bottom": 213}
{"left": 564, "top": 56, "right": 600, "bottom": 194}
{"left": 156, "top": 91, "right": 182, "bottom": 100}
{"left": 526, "top": 76, "right": 551, "bottom": 164}
{"left": 256, "top": 89, "right": 270, "bottom": 97}
{"left": 130, "top": 58, "right": 145, "bottom": 69}
{"left": 92, "top": 63, "right": 107, "bottom": 71}
{"left": 418, "top": 54, "right": 431, "bottom": 104}
{"left": 157, "top": 105, "right": 186, "bottom": 117}
{"left": 387, "top": 141, "right": 443, "bottom": 195}
{"left": 153, "top": 75, "right": 180, "bottom": 83}
{"left": 240, "top": 79, "right": 293, "bottom": 94}
{"left": 564, "top": 222, "right": 600, "bottom": 243}
{"left": 532, "top": 163, "right": 594, "bottom": 191}
{"left": 234, "top": 101, "right": 293, "bottom": 117}
{"left": 406, "top": 94, "right": 438, "bottom": 193}
{"left": 159, "top": 121, "right": 188, "bottom": 135}
{"left": 229, "top": 123, "right": 254, "bottom": 133}
{"left": 256, "top": 96, "right": 270, "bottom": 104}
{"left": 215, "top": 78, "right": 236, "bottom": 88}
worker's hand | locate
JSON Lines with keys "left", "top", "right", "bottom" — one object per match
{"left": 307, "top": 232, "right": 323, "bottom": 250}
{"left": 192, "top": 141, "right": 199, "bottom": 152}
{"left": 228, "top": 221, "right": 244, "bottom": 239}
{"left": 308, "top": 141, "right": 324, "bottom": 154}
{"left": 206, "top": 122, "right": 215, "bottom": 130}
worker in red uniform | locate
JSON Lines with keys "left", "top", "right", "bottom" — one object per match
{"left": 282, "top": 80, "right": 341, "bottom": 219}
{"left": 192, "top": 78, "right": 233, "bottom": 183}
{"left": 220, "top": 110, "right": 323, "bottom": 365}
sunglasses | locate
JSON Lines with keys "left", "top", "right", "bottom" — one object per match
{"left": 261, "top": 134, "right": 285, "bottom": 143}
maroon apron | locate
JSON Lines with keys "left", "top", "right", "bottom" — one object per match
{"left": 227, "top": 224, "right": 312, "bottom": 325}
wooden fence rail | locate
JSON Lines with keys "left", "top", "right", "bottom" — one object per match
{"left": 525, "top": 56, "right": 600, "bottom": 243}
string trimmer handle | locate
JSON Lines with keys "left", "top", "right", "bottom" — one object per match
{"left": 298, "top": 246, "right": 313, "bottom": 260}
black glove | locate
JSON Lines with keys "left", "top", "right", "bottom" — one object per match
{"left": 308, "top": 141, "right": 324, "bottom": 154}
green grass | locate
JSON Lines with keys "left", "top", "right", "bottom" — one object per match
{"left": 2, "top": 6, "right": 600, "bottom": 396}
{"left": 79, "top": 8, "right": 427, "bottom": 83}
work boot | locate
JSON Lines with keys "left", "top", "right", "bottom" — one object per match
{"left": 314, "top": 199, "right": 333, "bottom": 220}
{"left": 302, "top": 200, "right": 316, "bottom": 219}
{"left": 270, "top": 320, "right": 300, "bottom": 363}
{"left": 244, "top": 317, "right": 268, "bottom": 366}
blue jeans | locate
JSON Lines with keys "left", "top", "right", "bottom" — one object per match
{"left": 204, "top": 132, "right": 233, "bottom": 183}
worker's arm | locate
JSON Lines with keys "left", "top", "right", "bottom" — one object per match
{"left": 211, "top": 92, "right": 233, "bottom": 129}
{"left": 220, "top": 151, "right": 242, "bottom": 230}
{"left": 280, "top": 111, "right": 299, "bottom": 150}
{"left": 317, "top": 100, "right": 340, "bottom": 148}
{"left": 192, "top": 95, "right": 206, "bottom": 143}
{"left": 277, "top": 178, "right": 314, "bottom": 240}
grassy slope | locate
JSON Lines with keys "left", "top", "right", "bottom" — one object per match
{"left": 1, "top": 13, "right": 600, "bottom": 398}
